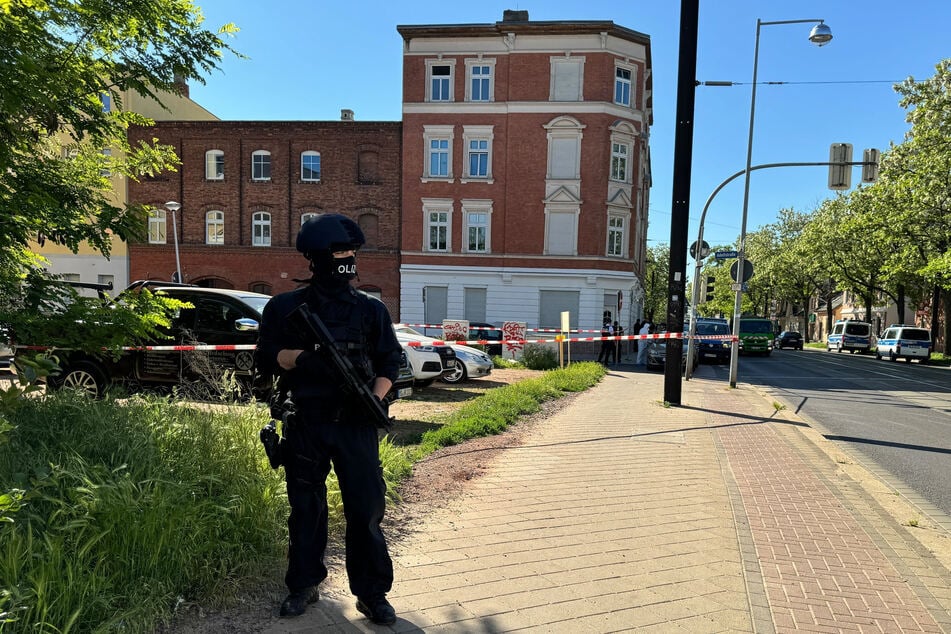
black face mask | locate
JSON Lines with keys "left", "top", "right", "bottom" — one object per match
{"left": 310, "top": 251, "right": 357, "bottom": 288}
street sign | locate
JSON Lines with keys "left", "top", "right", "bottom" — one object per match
{"left": 689, "top": 240, "right": 710, "bottom": 260}
{"left": 730, "top": 283, "right": 745, "bottom": 292}
{"left": 730, "top": 259, "right": 754, "bottom": 283}
{"left": 715, "top": 250, "right": 738, "bottom": 260}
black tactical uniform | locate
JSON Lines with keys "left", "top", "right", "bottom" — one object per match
{"left": 256, "top": 214, "right": 402, "bottom": 624}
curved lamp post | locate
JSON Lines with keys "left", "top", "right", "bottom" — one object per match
{"left": 728, "top": 18, "right": 832, "bottom": 388}
{"left": 165, "top": 200, "right": 183, "bottom": 283}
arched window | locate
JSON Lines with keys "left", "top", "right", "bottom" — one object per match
{"left": 252, "top": 212, "right": 271, "bottom": 246}
{"left": 301, "top": 212, "right": 320, "bottom": 226}
{"left": 250, "top": 282, "right": 272, "bottom": 294}
{"left": 205, "top": 210, "right": 224, "bottom": 245}
{"left": 251, "top": 150, "right": 271, "bottom": 181}
{"left": 205, "top": 149, "right": 224, "bottom": 180}
{"left": 148, "top": 209, "right": 167, "bottom": 244}
{"left": 358, "top": 150, "right": 379, "bottom": 184}
{"left": 358, "top": 212, "right": 379, "bottom": 250}
{"left": 301, "top": 151, "right": 321, "bottom": 182}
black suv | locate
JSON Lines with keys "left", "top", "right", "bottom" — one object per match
{"left": 468, "top": 322, "right": 504, "bottom": 357}
{"left": 39, "top": 282, "right": 414, "bottom": 401}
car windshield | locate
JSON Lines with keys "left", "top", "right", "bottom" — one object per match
{"left": 740, "top": 320, "right": 773, "bottom": 334}
{"left": 697, "top": 323, "right": 730, "bottom": 336}
{"left": 783, "top": 332, "right": 801, "bottom": 338}
{"left": 395, "top": 326, "right": 425, "bottom": 337}
{"left": 237, "top": 295, "right": 270, "bottom": 315}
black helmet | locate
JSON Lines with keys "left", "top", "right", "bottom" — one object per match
{"left": 296, "top": 213, "right": 365, "bottom": 256}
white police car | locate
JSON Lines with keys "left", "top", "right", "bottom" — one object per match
{"left": 875, "top": 325, "right": 931, "bottom": 363}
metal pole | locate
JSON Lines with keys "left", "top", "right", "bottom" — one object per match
{"left": 662, "top": 0, "right": 699, "bottom": 406}
{"left": 166, "top": 201, "right": 183, "bottom": 283}
{"left": 728, "top": 20, "right": 762, "bottom": 389}
{"left": 728, "top": 18, "right": 829, "bottom": 388}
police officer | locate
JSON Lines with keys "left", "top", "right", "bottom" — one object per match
{"left": 256, "top": 214, "right": 402, "bottom": 625}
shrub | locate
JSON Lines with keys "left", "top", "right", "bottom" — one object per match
{"left": 521, "top": 344, "right": 559, "bottom": 370}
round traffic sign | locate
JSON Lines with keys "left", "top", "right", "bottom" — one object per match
{"left": 730, "top": 259, "right": 754, "bottom": 283}
{"left": 689, "top": 240, "right": 710, "bottom": 260}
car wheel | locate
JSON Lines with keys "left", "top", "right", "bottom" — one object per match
{"left": 440, "top": 362, "right": 467, "bottom": 384}
{"left": 52, "top": 361, "right": 109, "bottom": 398}
{"left": 904, "top": 357, "right": 911, "bottom": 363}
{"left": 836, "top": 344, "right": 843, "bottom": 354}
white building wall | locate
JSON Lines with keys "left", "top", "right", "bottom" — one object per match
{"left": 44, "top": 254, "right": 128, "bottom": 296}
{"left": 400, "top": 263, "right": 634, "bottom": 331}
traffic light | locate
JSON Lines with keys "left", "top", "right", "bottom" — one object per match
{"left": 828, "top": 143, "right": 853, "bottom": 191}
{"left": 862, "top": 148, "right": 880, "bottom": 183}
{"left": 705, "top": 276, "right": 715, "bottom": 302}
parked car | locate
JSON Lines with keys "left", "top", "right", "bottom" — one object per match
{"left": 775, "top": 331, "right": 804, "bottom": 350}
{"left": 827, "top": 320, "right": 872, "bottom": 354}
{"left": 646, "top": 333, "right": 698, "bottom": 373}
{"left": 390, "top": 350, "right": 415, "bottom": 402}
{"left": 875, "top": 325, "right": 931, "bottom": 363}
{"left": 395, "top": 325, "right": 492, "bottom": 384}
{"left": 399, "top": 341, "right": 447, "bottom": 387}
{"left": 467, "top": 322, "right": 504, "bottom": 357}
{"left": 692, "top": 318, "right": 732, "bottom": 363}
{"left": 394, "top": 325, "right": 458, "bottom": 381}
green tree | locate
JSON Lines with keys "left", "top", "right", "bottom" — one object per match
{"left": 874, "top": 58, "right": 951, "bottom": 350}
{"left": 644, "top": 244, "right": 669, "bottom": 324}
{"left": 0, "top": 0, "right": 238, "bottom": 352}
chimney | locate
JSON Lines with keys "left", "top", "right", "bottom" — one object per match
{"left": 172, "top": 73, "right": 190, "bottom": 98}
{"left": 340, "top": 109, "right": 354, "bottom": 121}
{"left": 502, "top": 9, "right": 529, "bottom": 22}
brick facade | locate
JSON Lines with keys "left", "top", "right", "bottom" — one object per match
{"left": 127, "top": 120, "right": 403, "bottom": 317}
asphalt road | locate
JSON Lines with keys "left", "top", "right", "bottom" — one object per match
{"left": 695, "top": 348, "right": 951, "bottom": 522}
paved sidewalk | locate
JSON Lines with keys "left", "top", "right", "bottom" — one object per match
{"left": 270, "top": 366, "right": 951, "bottom": 632}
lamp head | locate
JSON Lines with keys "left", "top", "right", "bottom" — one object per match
{"left": 164, "top": 201, "right": 181, "bottom": 212}
{"left": 808, "top": 21, "right": 833, "bottom": 46}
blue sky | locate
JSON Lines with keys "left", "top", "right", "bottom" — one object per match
{"left": 189, "top": 0, "right": 950, "bottom": 250}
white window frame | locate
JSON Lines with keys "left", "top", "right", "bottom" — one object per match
{"left": 301, "top": 212, "right": 320, "bottom": 226}
{"left": 148, "top": 209, "right": 167, "bottom": 244}
{"left": 301, "top": 150, "right": 321, "bottom": 182}
{"left": 549, "top": 56, "right": 585, "bottom": 102}
{"left": 425, "top": 59, "right": 456, "bottom": 102}
{"left": 544, "top": 116, "right": 584, "bottom": 180}
{"left": 461, "top": 200, "right": 492, "bottom": 254}
{"left": 607, "top": 212, "right": 628, "bottom": 257}
{"left": 422, "top": 198, "right": 453, "bottom": 252}
{"left": 462, "top": 125, "right": 493, "bottom": 182}
{"left": 422, "top": 125, "right": 454, "bottom": 182}
{"left": 252, "top": 211, "right": 271, "bottom": 247}
{"left": 610, "top": 142, "right": 629, "bottom": 182}
{"left": 465, "top": 58, "right": 495, "bottom": 102}
{"left": 251, "top": 150, "right": 271, "bottom": 182}
{"left": 205, "top": 149, "right": 224, "bottom": 181}
{"left": 614, "top": 63, "right": 634, "bottom": 107}
{"left": 205, "top": 210, "right": 224, "bottom": 245}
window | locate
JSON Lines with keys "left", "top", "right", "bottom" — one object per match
{"left": 422, "top": 199, "right": 453, "bottom": 252}
{"left": 610, "top": 142, "right": 629, "bottom": 182}
{"left": 205, "top": 150, "right": 224, "bottom": 180}
{"left": 301, "top": 212, "right": 319, "bottom": 226}
{"left": 423, "top": 125, "right": 454, "bottom": 180}
{"left": 252, "top": 212, "right": 271, "bottom": 246}
{"left": 358, "top": 212, "right": 379, "bottom": 249}
{"left": 301, "top": 151, "right": 320, "bottom": 182}
{"left": 97, "top": 274, "right": 114, "bottom": 289}
{"left": 545, "top": 116, "right": 584, "bottom": 180}
{"left": 358, "top": 150, "right": 379, "bottom": 184}
{"left": 205, "top": 210, "right": 224, "bottom": 245}
{"left": 607, "top": 215, "right": 625, "bottom": 256}
{"left": 550, "top": 56, "right": 584, "bottom": 102}
{"left": 466, "top": 59, "right": 495, "bottom": 102}
{"left": 539, "top": 290, "right": 580, "bottom": 330}
{"left": 148, "top": 209, "right": 166, "bottom": 244}
{"left": 614, "top": 66, "right": 632, "bottom": 107}
{"left": 462, "top": 200, "right": 492, "bottom": 253}
{"left": 426, "top": 60, "right": 455, "bottom": 102}
{"left": 251, "top": 150, "right": 271, "bottom": 181}
{"left": 250, "top": 282, "right": 272, "bottom": 294}
{"left": 462, "top": 125, "right": 493, "bottom": 180}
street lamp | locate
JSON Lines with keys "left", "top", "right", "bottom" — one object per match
{"left": 165, "top": 200, "right": 183, "bottom": 283}
{"left": 728, "top": 18, "right": 832, "bottom": 388}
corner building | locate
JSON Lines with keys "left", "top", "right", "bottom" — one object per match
{"left": 397, "top": 11, "right": 652, "bottom": 332}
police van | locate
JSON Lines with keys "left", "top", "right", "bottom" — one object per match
{"left": 826, "top": 320, "right": 872, "bottom": 354}
{"left": 875, "top": 325, "right": 932, "bottom": 363}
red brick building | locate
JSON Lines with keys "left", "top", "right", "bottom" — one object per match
{"left": 397, "top": 11, "right": 652, "bottom": 333}
{"left": 127, "top": 119, "right": 403, "bottom": 315}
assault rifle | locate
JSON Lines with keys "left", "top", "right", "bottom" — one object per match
{"left": 288, "top": 303, "right": 393, "bottom": 431}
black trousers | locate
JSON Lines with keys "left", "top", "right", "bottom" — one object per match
{"left": 597, "top": 340, "right": 613, "bottom": 363}
{"left": 283, "top": 409, "right": 392, "bottom": 597}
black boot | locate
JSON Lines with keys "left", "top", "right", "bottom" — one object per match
{"left": 356, "top": 594, "right": 396, "bottom": 625}
{"left": 280, "top": 586, "right": 319, "bottom": 618}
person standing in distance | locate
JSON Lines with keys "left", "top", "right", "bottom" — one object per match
{"left": 256, "top": 214, "right": 402, "bottom": 625}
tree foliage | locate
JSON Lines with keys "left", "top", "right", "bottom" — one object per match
{"left": 0, "top": 0, "right": 237, "bottom": 353}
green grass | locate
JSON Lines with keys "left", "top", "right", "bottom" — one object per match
{"left": 0, "top": 362, "right": 605, "bottom": 632}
